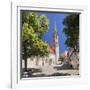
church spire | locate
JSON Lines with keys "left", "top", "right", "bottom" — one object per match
{"left": 53, "top": 20, "right": 59, "bottom": 63}
{"left": 54, "top": 21, "right": 57, "bottom": 33}
{"left": 53, "top": 20, "right": 58, "bottom": 46}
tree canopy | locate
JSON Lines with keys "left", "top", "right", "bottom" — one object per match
{"left": 63, "top": 14, "right": 79, "bottom": 51}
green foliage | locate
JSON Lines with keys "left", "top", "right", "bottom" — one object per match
{"left": 63, "top": 14, "right": 79, "bottom": 51}
{"left": 21, "top": 11, "right": 49, "bottom": 38}
{"left": 21, "top": 11, "right": 49, "bottom": 60}
{"left": 39, "top": 15, "right": 49, "bottom": 37}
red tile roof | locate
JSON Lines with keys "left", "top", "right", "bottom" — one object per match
{"left": 48, "top": 45, "right": 55, "bottom": 54}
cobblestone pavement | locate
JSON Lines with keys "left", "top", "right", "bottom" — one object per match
{"left": 32, "top": 66, "right": 79, "bottom": 76}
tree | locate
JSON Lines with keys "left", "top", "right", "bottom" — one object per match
{"left": 22, "top": 11, "right": 49, "bottom": 38}
{"left": 39, "top": 15, "right": 49, "bottom": 38}
{"left": 22, "top": 23, "right": 33, "bottom": 70}
{"left": 63, "top": 14, "right": 79, "bottom": 51}
{"left": 21, "top": 11, "right": 49, "bottom": 71}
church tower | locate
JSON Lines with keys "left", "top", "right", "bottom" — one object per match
{"left": 53, "top": 22, "right": 59, "bottom": 63}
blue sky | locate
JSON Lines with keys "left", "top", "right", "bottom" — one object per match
{"left": 39, "top": 12, "right": 69, "bottom": 54}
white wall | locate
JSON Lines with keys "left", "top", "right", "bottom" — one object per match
{"left": 0, "top": 0, "right": 90, "bottom": 90}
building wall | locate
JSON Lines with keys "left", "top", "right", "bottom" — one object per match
{"left": 22, "top": 54, "right": 56, "bottom": 69}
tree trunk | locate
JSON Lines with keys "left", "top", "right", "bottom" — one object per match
{"left": 42, "top": 57, "right": 44, "bottom": 66}
{"left": 36, "top": 56, "right": 39, "bottom": 66}
{"left": 23, "top": 43, "right": 28, "bottom": 71}
{"left": 24, "top": 58, "right": 27, "bottom": 71}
